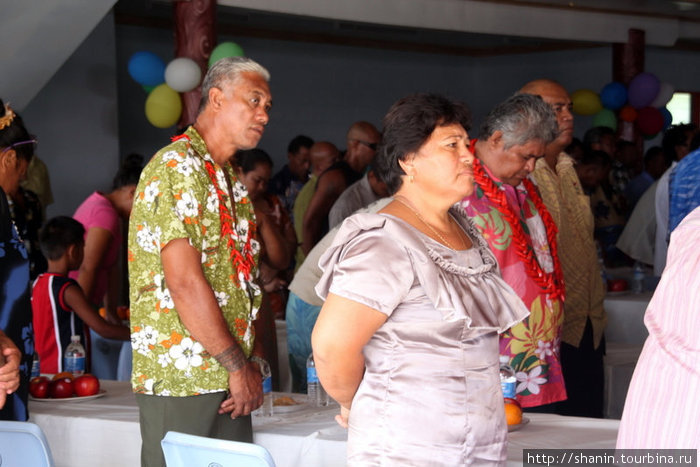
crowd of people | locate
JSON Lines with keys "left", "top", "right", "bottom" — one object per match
{"left": 1, "top": 55, "right": 699, "bottom": 466}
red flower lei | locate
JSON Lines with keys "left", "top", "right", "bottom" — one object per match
{"left": 470, "top": 145, "right": 565, "bottom": 302}
{"left": 172, "top": 133, "right": 257, "bottom": 281}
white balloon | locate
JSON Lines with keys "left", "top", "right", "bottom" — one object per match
{"left": 164, "top": 57, "right": 202, "bottom": 93}
{"left": 651, "top": 82, "right": 674, "bottom": 108}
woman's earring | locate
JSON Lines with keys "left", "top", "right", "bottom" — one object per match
{"left": 409, "top": 174, "right": 414, "bottom": 183}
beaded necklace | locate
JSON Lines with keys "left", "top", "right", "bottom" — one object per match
{"left": 470, "top": 149, "right": 565, "bottom": 301}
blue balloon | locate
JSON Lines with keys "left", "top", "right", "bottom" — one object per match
{"left": 600, "top": 82, "right": 627, "bottom": 110}
{"left": 659, "top": 107, "right": 672, "bottom": 130}
{"left": 128, "top": 51, "right": 166, "bottom": 86}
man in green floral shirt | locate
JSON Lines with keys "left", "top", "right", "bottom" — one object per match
{"left": 128, "top": 57, "right": 272, "bottom": 467}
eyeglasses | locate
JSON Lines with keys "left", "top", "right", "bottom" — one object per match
{"left": 354, "top": 139, "right": 378, "bottom": 151}
{"left": 1, "top": 138, "right": 37, "bottom": 154}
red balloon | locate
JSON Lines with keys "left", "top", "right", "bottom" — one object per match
{"left": 619, "top": 105, "right": 637, "bottom": 123}
{"left": 636, "top": 107, "right": 664, "bottom": 136}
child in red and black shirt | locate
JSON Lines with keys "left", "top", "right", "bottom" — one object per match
{"left": 32, "top": 216, "right": 129, "bottom": 374}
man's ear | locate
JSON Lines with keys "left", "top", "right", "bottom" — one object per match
{"left": 0, "top": 148, "right": 16, "bottom": 171}
{"left": 208, "top": 87, "right": 225, "bottom": 111}
{"left": 487, "top": 131, "right": 503, "bottom": 150}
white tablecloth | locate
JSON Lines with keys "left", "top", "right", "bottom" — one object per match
{"left": 29, "top": 380, "right": 619, "bottom": 467}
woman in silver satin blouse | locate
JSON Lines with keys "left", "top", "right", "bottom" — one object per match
{"left": 311, "top": 93, "right": 530, "bottom": 466}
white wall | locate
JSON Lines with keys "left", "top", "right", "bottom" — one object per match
{"left": 115, "top": 25, "right": 477, "bottom": 164}
{"left": 22, "top": 13, "right": 120, "bottom": 219}
{"left": 19, "top": 16, "right": 700, "bottom": 222}
{"left": 115, "top": 25, "right": 620, "bottom": 165}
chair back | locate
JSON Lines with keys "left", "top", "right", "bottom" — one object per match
{"left": 0, "top": 421, "right": 55, "bottom": 467}
{"left": 161, "top": 431, "right": 276, "bottom": 467}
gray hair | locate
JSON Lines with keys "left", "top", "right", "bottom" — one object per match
{"left": 479, "top": 93, "right": 558, "bottom": 149}
{"left": 199, "top": 57, "right": 270, "bottom": 113}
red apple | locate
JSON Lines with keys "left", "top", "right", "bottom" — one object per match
{"left": 29, "top": 376, "right": 50, "bottom": 398}
{"left": 608, "top": 278, "right": 629, "bottom": 292}
{"left": 49, "top": 377, "right": 74, "bottom": 399}
{"left": 73, "top": 374, "right": 100, "bottom": 397}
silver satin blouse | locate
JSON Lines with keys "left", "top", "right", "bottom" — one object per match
{"left": 316, "top": 207, "right": 530, "bottom": 466}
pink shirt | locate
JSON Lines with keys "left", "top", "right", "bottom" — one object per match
{"left": 69, "top": 191, "right": 121, "bottom": 306}
{"left": 459, "top": 161, "right": 565, "bottom": 408}
{"left": 617, "top": 206, "right": 700, "bottom": 449}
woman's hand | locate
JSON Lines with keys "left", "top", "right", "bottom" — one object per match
{"left": 335, "top": 405, "right": 351, "bottom": 429}
{"left": 0, "top": 333, "right": 21, "bottom": 409}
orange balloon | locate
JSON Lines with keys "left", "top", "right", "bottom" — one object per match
{"left": 619, "top": 105, "right": 637, "bottom": 122}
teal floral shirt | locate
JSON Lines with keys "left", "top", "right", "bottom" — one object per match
{"left": 128, "top": 127, "right": 262, "bottom": 396}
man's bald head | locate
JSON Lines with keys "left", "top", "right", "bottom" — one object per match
{"left": 309, "top": 141, "right": 340, "bottom": 176}
{"left": 346, "top": 121, "right": 380, "bottom": 173}
{"left": 520, "top": 79, "right": 574, "bottom": 150}
{"left": 347, "top": 121, "right": 380, "bottom": 142}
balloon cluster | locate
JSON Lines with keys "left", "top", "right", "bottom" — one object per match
{"left": 127, "top": 42, "right": 245, "bottom": 128}
{"left": 570, "top": 73, "right": 673, "bottom": 138}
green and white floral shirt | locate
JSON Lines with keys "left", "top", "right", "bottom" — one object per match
{"left": 128, "top": 127, "right": 262, "bottom": 397}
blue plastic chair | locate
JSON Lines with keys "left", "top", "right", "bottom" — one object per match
{"left": 161, "top": 431, "right": 276, "bottom": 467}
{"left": 0, "top": 421, "right": 55, "bottom": 467}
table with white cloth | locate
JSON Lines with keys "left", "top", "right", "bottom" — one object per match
{"left": 29, "top": 380, "right": 619, "bottom": 467}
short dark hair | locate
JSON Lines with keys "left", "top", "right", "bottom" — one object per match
{"left": 287, "top": 135, "right": 314, "bottom": 155}
{"left": 662, "top": 123, "right": 696, "bottom": 164}
{"left": 583, "top": 126, "right": 616, "bottom": 150}
{"left": 39, "top": 216, "right": 85, "bottom": 261}
{"left": 112, "top": 153, "right": 144, "bottom": 189}
{"left": 234, "top": 148, "right": 274, "bottom": 174}
{"left": 690, "top": 132, "right": 700, "bottom": 153}
{"left": 374, "top": 93, "right": 471, "bottom": 195}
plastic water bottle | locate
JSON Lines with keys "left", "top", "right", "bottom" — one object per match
{"left": 306, "top": 353, "right": 328, "bottom": 407}
{"left": 632, "top": 262, "right": 645, "bottom": 294}
{"left": 261, "top": 360, "right": 273, "bottom": 416}
{"left": 31, "top": 352, "right": 40, "bottom": 378}
{"left": 253, "top": 359, "right": 273, "bottom": 416}
{"left": 63, "top": 335, "right": 86, "bottom": 376}
{"left": 499, "top": 355, "right": 516, "bottom": 400}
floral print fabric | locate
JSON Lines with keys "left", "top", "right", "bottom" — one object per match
{"left": 459, "top": 174, "right": 566, "bottom": 408}
{"left": 128, "top": 127, "right": 261, "bottom": 397}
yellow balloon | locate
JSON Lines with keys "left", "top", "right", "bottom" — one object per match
{"left": 145, "top": 84, "right": 182, "bottom": 128}
{"left": 571, "top": 89, "right": 602, "bottom": 116}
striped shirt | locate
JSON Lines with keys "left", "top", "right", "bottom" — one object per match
{"left": 617, "top": 206, "right": 700, "bottom": 448}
